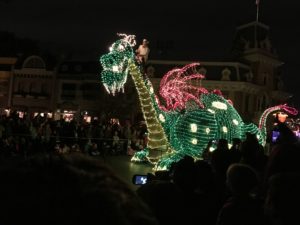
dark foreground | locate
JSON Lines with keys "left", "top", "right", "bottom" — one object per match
{"left": 99, "top": 155, "right": 153, "bottom": 190}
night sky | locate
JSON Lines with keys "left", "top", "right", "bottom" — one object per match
{"left": 0, "top": 0, "right": 299, "bottom": 106}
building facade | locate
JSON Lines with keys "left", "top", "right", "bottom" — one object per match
{"left": 0, "top": 21, "right": 292, "bottom": 124}
{"left": 146, "top": 21, "right": 290, "bottom": 123}
{"left": 0, "top": 57, "right": 17, "bottom": 114}
{"left": 0, "top": 55, "right": 55, "bottom": 118}
{"left": 11, "top": 56, "right": 55, "bottom": 115}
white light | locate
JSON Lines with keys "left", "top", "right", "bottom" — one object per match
{"left": 159, "top": 114, "right": 165, "bottom": 122}
{"left": 118, "top": 45, "right": 125, "bottom": 51}
{"left": 191, "top": 138, "right": 198, "bottom": 145}
{"left": 222, "top": 126, "right": 228, "bottom": 133}
{"left": 212, "top": 101, "right": 227, "bottom": 110}
{"left": 109, "top": 47, "right": 113, "bottom": 51}
{"left": 156, "top": 165, "right": 168, "bottom": 171}
{"left": 207, "top": 109, "right": 215, "bottom": 114}
{"left": 140, "top": 177, "right": 147, "bottom": 184}
{"left": 190, "top": 123, "right": 197, "bottom": 133}
{"left": 209, "top": 147, "right": 215, "bottom": 152}
{"left": 256, "top": 135, "right": 260, "bottom": 139}
{"left": 112, "top": 66, "right": 119, "bottom": 72}
{"left": 228, "top": 144, "right": 232, "bottom": 149}
{"left": 233, "top": 119, "right": 239, "bottom": 125}
{"left": 206, "top": 128, "right": 210, "bottom": 134}
{"left": 149, "top": 87, "right": 154, "bottom": 94}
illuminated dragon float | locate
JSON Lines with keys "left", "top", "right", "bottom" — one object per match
{"left": 100, "top": 34, "right": 298, "bottom": 170}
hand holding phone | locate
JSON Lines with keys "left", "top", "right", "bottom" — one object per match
{"left": 132, "top": 175, "right": 148, "bottom": 185}
{"left": 272, "top": 131, "right": 280, "bottom": 143}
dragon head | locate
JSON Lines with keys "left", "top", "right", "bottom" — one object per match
{"left": 100, "top": 34, "right": 136, "bottom": 95}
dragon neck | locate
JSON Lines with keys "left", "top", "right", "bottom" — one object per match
{"left": 128, "top": 60, "right": 169, "bottom": 151}
{"left": 259, "top": 104, "right": 298, "bottom": 136}
{"left": 144, "top": 78, "right": 168, "bottom": 116}
{"left": 258, "top": 105, "right": 287, "bottom": 137}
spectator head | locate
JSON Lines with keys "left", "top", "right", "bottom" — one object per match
{"left": 276, "top": 123, "right": 298, "bottom": 145}
{"left": 0, "top": 154, "right": 157, "bottom": 225}
{"left": 226, "top": 163, "right": 258, "bottom": 196}
{"left": 231, "top": 138, "right": 241, "bottom": 148}
{"left": 172, "top": 155, "right": 196, "bottom": 191}
{"left": 194, "top": 160, "right": 215, "bottom": 192}
{"left": 265, "top": 173, "right": 300, "bottom": 225}
{"left": 217, "top": 139, "right": 229, "bottom": 150}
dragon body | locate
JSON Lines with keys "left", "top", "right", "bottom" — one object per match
{"left": 100, "top": 35, "right": 297, "bottom": 169}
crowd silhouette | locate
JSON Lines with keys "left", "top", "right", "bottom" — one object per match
{"left": 0, "top": 112, "right": 148, "bottom": 159}
{"left": 137, "top": 122, "right": 300, "bottom": 225}
{"left": 0, "top": 112, "right": 299, "bottom": 225}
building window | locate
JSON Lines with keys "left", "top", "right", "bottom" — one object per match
{"left": 221, "top": 68, "right": 231, "bottom": 81}
{"left": 61, "top": 83, "right": 76, "bottom": 100}
{"left": 198, "top": 67, "right": 207, "bottom": 76}
{"left": 41, "top": 83, "right": 48, "bottom": 95}
{"left": 222, "top": 91, "right": 229, "bottom": 99}
{"left": 80, "top": 83, "right": 100, "bottom": 100}
{"left": 29, "top": 82, "right": 38, "bottom": 94}
{"left": 74, "top": 65, "right": 82, "bottom": 72}
{"left": 17, "top": 82, "right": 25, "bottom": 93}
{"left": 244, "top": 94, "right": 249, "bottom": 112}
{"left": 61, "top": 64, "right": 69, "bottom": 72}
{"left": 23, "top": 56, "right": 45, "bottom": 69}
{"left": 263, "top": 72, "right": 269, "bottom": 86}
{"left": 261, "top": 95, "right": 267, "bottom": 109}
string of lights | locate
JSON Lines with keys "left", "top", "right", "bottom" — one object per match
{"left": 100, "top": 34, "right": 298, "bottom": 170}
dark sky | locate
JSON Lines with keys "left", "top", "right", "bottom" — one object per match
{"left": 0, "top": 0, "right": 299, "bottom": 105}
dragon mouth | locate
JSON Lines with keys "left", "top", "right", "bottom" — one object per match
{"left": 102, "top": 74, "right": 128, "bottom": 95}
{"left": 100, "top": 35, "right": 135, "bottom": 96}
{"left": 101, "top": 65, "right": 129, "bottom": 95}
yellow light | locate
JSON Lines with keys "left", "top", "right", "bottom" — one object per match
{"left": 190, "top": 123, "right": 197, "bottom": 132}
{"left": 233, "top": 119, "right": 239, "bottom": 125}
{"left": 206, "top": 127, "right": 210, "bottom": 134}
{"left": 112, "top": 66, "right": 119, "bottom": 72}
{"left": 159, "top": 114, "right": 165, "bottom": 123}
{"left": 212, "top": 101, "right": 227, "bottom": 110}
{"left": 149, "top": 87, "right": 154, "bottom": 94}
{"left": 192, "top": 138, "right": 198, "bottom": 145}
{"left": 207, "top": 109, "right": 215, "bottom": 114}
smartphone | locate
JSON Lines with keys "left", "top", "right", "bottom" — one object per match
{"left": 132, "top": 175, "right": 148, "bottom": 185}
{"left": 272, "top": 131, "right": 280, "bottom": 143}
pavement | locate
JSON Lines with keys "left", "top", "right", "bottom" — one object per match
{"left": 102, "top": 155, "right": 154, "bottom": 190}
